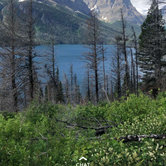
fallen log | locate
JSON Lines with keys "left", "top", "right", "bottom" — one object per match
{"left": 91, "top": 134, "right": 166, "bottom": 143}
{"left": 54, "top": 117, "right": 166, "bottom": 143}
{"left": 119, "top": 134, "right": 166, "bottom": 142}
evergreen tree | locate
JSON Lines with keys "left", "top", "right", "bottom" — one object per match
{"left": 56, "top": 67, "right": 59, "bottom": 84}
{"left": 39, "top": 87, "right": 43, "bottom": 103}
{"left": 57, "top": 81, "right": 64, "bottom": 103}
{"left": 44, "top": 86, "right": 48, "bottom": 102}
{"left": 122, "top": 72, "right": 131, "bottom": 96}
{"left": 138, "top": 0, "right": 166, "bottom": 90}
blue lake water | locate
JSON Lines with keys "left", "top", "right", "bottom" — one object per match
{"left": 35, "top": 45, "right": 116, "bottom": 86}
{"left": 35, "top": 44, "right": 138, "bottom": 95}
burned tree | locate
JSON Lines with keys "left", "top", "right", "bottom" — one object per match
{"left": 130, "top": 48, "right": 136, "bottom": 93}
{"left": 69, "top": 63, "right": 74, "bottom": 102}
{"left": 63, "top": 73, "right": 70, "bottom": 104}
{"left": 131, "top": 26, "right": 139, "bottom": 94}
{"left": 23, "top": 0, "right": 36, "bottom": 101}
{"left": 0, "top": 0, "right": 25, "bottom": 112}
{"left": 82, "top": 11, "right": 102, "bottom": 103}
{"left": 44, "top": 35, "right": 60, "bottom": 103}
{"left": 120, "top": 9, "right": 129, "bottom": 94}
{"left": 111, "top": 36, "right": 124, "bottom": 100}
{"left": 101, "top": 42, "right": 107, "bottom": 100}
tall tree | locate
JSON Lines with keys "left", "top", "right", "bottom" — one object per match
{"left": 101, "top": 42, "right": 107, "bottom": 100}
{"left": 138, "top": 0, "right": 166, "bottom": 92}
{"left": 82, "top": 11, "right": 102, "bottom": 103}
{"left": 131, "top": 26, "right": 139, "bottom": 94}
{"left": 45, "top": 35, "right": 59, "bottom": 103}
{"left": 73, "top": 74, "right": 81, "bottom": 104}
{"left": 101, "top": 42, "right": 107, "bottom": 91}
{"left": 44, "top": 85, "right": 48, "bottom": 102}
{"left": 130, "top": 48, "right": 136, "bottom": 93}
{"left": 69, "top": 63, "right": 74, "bottom": 102}
{"left": 56, "top": 81, "right": 64, "bottom": 103}
{"left": 120, "top": 9, "right": 129, "bottom": 94}
{"left": 63, "top": 73, "right": 69, "bottom": 103}
{"left": 111, "top": 36, "right": 124, "bottom": 100}
{"left": 0, "top": 0, "right": 24, "bottom": 112}
{"left": 86, "top": 65, "right": 91, "bottom": 102}
{"left": 24, "top": 0, "right": 36, "bottom": 101}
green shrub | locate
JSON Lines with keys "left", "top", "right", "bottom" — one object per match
{"left": 0, "top": 93, "right": 166, "bottom": 166}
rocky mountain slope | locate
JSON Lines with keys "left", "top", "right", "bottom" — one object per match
{"left": 19, "top": 0, "right": 144, "bottom": 25}
{"left": 83, "top": 0, "right": 145, "bottom": 25}
{"left": 35, "top": 0, "right": 90, "bottom": 15}
{"left": 0, "top": 0, "right": 141, "bottom": 44}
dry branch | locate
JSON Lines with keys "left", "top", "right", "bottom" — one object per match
{"left": 54, "top": 117, "right": 166, "bottom": 143}
{"left": 54, "top": 116, "right": 115, "bottom": 131}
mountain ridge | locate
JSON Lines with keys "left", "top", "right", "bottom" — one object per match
{"left": 83, "top": 0, "right": 145, "bottom": 25}
{"left": 19, "top": 0, "right": 145, "bottom": 25}
{"left": 0, "top": 0, "right": 141, "bottom": 44}
{"left": 36, "top": 0, "right": 91, "bottom": 15}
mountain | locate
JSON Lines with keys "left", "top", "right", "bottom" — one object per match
{"left": 0, "top": 0, "right": 141, "bottom": 44}
{"left": 21, "top": 0, "right": 144, "bottom": 25}
{"left": 18, "top": 0, "right": 90, "bottom": 44}
{"left": 35, "top": 0, "right": 90, "bottom": 15}
{"left": 83, "top": 0, "right": 145, "bottom": 25}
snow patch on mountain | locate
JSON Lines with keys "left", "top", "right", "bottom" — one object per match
{"left": 91, "top": 5, "right": 100, "bottom": 13}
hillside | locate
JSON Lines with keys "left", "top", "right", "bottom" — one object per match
{"left": 83, "top": 0, "right": 145, "bottom": 25}
{"left": 0, "top": 0, "right": 141, "bottom": 44}
{"left": 44, "top": 0, "right": 91, "bottom": 15}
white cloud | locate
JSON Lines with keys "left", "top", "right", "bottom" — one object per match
{"left": 131, "top": 0, "right": 166, "bottom": 15}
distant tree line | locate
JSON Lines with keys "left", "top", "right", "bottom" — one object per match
{"left": 0, "top": 0, "right": 166, "bottom": 112}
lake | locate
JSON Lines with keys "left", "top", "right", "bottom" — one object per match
{"left": 35, "top": 44, "right": 138, "bottom": 95}
{"left": 35, "top": 45, "right": 116, "bottom": 88}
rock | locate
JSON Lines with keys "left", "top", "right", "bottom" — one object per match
{"left": 83, "top": 0, "right": 145, "bottom": 25}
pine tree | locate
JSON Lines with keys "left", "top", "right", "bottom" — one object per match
{"left": 57, "top": 81, "right": 64, "bottom": 103}
{"left": 122, "top": 72, "right": 131, "bottom": 96}
{"left": 138, "top": 0, "right": 166, "bottom": 91}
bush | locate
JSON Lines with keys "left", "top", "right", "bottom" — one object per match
{"left": 0, "top": 93, "right": 166, "bottom": 165}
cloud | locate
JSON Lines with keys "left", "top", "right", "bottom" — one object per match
{"left": 131, "top": 0, "right": 151, "bottom": 15}
{"left": 131, "top": 0, "right": 165, "bottom": 15}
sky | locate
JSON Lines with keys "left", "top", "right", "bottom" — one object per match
{"left": 131, "top": 0, "right": 165, "bottom": 15}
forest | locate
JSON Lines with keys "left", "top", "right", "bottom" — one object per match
{"left": 0, "top": 0, "right": 166, "bottom": 165}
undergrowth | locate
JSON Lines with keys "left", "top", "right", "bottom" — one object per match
{"left": 0, "top": 92, "right": 166, "bottom": 166}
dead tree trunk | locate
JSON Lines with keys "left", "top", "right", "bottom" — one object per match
{"left": 121, "top": 9, "right": 129, "bottom": 94}
{"left": 82, "top": 11, "right": 102, "bottom": 103}
{"left": 0, "top": 0, "right": 24, "bottom": 112}
{"left": 132, "top": 26, "right": 139, "bottom": 95}
{"left": 26, "top": 0, "right": 35, "bottom": 101}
